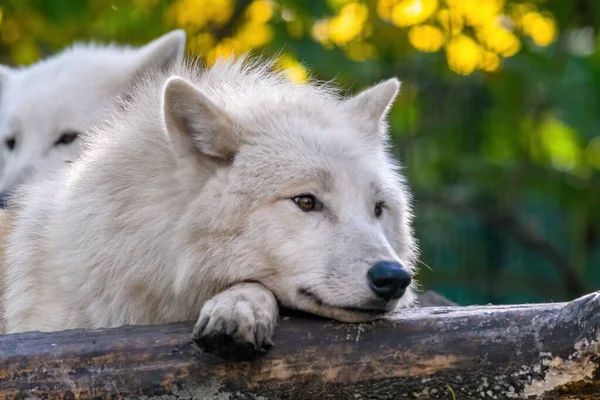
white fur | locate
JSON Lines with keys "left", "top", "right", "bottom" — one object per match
{"left": 1, "top": 56, "right": 419, "bottom": 351}
{"left": 0, "top": 30, "right": 186, "bottom": 193}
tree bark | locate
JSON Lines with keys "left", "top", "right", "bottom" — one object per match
{"left": 1, "top": 291, "right": 599, "bottom": 399}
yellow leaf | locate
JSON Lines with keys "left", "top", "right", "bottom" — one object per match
{"left": 521, "top": 11, "right": 557, "bottom": 46}
{"left": 329, "top": 2, "right": 369, "bottom": 45}
{"left": 446, "top": 34, "right": 482, "bottom": 75}
{"left": 408, "top": 24, "right": 445, "bottom": 52}
{"left": 391, "top": 0, "right": 438, "bottom": 27}
{"left": 246, "top": 0, "right": 275, "bottom": 23}
{"left": 437, "top": 8, "right": 463, "bottom": 35}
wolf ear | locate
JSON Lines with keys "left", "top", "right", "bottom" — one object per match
{"left": 343, "top": 78, "right": 400, "bottom": 130}
{"left": 163, "top": 76, "right": 238, "bottom": 163}
{"left": 131, "top": 29, "right": 186, "bottom": 77}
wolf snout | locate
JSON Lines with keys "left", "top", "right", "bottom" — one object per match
{"left": 367, "top": 261, "right": 411, "bottom": 302}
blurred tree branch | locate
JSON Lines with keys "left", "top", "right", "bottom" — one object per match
{"left": 419, "top": 191, "right": 586, "bottom": 298}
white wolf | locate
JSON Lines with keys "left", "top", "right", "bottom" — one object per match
{"left": 0, "top": 29, "right": 187, "bottom": 196}
{"left": 1, "top": 56, "right": 419, "bottom": 357}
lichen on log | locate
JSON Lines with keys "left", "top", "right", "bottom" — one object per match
{"left": 1, "top": 291, "right": 599, "bottom": 399}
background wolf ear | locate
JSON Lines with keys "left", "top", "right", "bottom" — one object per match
{"left": 130, "top": 30, "right": 186, "bottom": 79}
{"left": 343, "top": 78, "right": 400, "bottom": 131}
{"left": 163, "top": 77, "right": 238, "bottom": 163}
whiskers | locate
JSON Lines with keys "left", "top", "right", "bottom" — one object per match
{"left": 418, "top": 259, "right": 433, "bottom": 272}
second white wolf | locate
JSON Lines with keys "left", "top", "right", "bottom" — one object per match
{"left": 0, "top": 30, "right": 186, "bottom": 196}
{"left": 1, "top": 55, "right": 419, "bottom": 356}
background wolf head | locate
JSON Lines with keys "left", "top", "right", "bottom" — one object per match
{"left": 0, "top": 29, "right": 186, "bottom": 196}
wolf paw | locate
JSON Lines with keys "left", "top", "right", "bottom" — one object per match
{"left": 193, "top": 283, "right": 278, "bottom": 359}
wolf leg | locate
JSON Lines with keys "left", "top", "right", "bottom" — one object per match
{"left": 193, "top": 282, "right": 278, "bottom": 358}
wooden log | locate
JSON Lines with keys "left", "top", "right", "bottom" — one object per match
{"left": 1, "top": 291, "right": 599, "bottom": 399}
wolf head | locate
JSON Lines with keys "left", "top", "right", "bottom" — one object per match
{"left": 0, "top": 29, "right": 186, "bottom": 194}
{"left": 161, "top": 60, "right": 419, "bottom": 322}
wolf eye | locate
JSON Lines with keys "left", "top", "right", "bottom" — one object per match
{"left": 374, "top": 201, "right": 385, "bottom": 218}
{"left": 54, "top": 131, "right": 79, "bottom": 146}
{"left": 292, "top": 194, "right": 323, "bottom": 212}
{"left": 4, "top": 136, "right": 16, "bottom": 151}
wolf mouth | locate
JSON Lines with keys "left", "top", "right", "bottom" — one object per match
{"left": 297, "top": 287, "right": 388, "bottom": 315}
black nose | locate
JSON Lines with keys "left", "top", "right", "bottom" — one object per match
{"left": 367, "top": 261, "right": 411, "bottom": 302}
